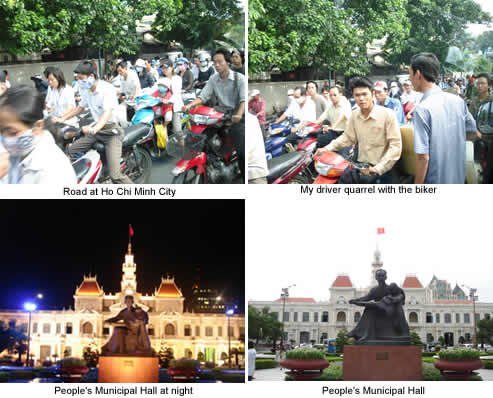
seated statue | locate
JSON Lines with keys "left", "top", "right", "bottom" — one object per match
{"left": 347, "top": 269, "right": 410, "bottom": 345}
{"left": 101, "top": 295, "right": 153, "bottom": 355}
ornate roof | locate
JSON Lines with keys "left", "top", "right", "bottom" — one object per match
{"left": 331, "top": 275, "right": 353, "bottom": 288}
{"left": 155, "top": 277, "right": 183, "bottom": 298}
{"left": 76, "top": 275, "right": 102, "bottom": 296}
{"left": 402, "top": 275, "right": 423, "bottom": 288}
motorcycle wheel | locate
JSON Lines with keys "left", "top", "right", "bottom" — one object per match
{"left": 125, "top": 147, "right": 152, "bottom": 183}
{"left": 172, "top": 168, "right": 204, "bottom": 184}
{"left": 287, "top": 174, "right": 310, "bottom": 184}
{"left": 148, "top": 144, "right": 166, "bottom": 161}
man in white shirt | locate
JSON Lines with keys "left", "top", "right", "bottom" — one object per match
{"left": 116, "top": 61, "right": 142, "bottom": 121}
{"left": 56, "top": 60, "right": 132, "bottom": 184}
{"left": 401, "top": 80, "right": 422, "bottom": 121}
{"left": 273, "top": 86, "right": 316, "bottom": 131}
{"left": 317, "top": 85, "right": 353, "bottom": 148}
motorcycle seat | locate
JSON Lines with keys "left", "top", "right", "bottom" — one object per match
{"left": 122, "top": 123, "right": 151, "bottom": 147}
{"left": 266, "top": 151, "right": 304, "bottom": 183}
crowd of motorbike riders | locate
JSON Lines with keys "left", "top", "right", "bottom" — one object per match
{"left": 0, "top": 47, "right": 246, "bottom": 184}
{"left": 248, "top": 52, "right": 493, "bottom": 184}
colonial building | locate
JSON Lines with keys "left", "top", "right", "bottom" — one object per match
{"left": 249, "top": 248, "right": 493, "bottom": 347}
{"left": 0, "top": 244, "right": 244, "bottom": 365}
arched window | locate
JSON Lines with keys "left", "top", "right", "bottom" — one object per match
{"left": 336, "top": 312, "right": 346, "bottom": 322}
{"left": 409, "top": 312, "right": 418, "bottom": 323}
{"left": 165, "top": 323, "right": 175, "bottom": 336}
{"left": 185, "top": 348, "right": 193, "bottom": 359}
{"left": 81, "top": 322, "right": 93, "bottom": 334}
{"left": 354, "top": 312, "right": 361, "bottom": 323}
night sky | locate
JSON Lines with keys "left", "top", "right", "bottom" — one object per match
{"left": 0, "top": 199, "right": 244, "bottom": 312}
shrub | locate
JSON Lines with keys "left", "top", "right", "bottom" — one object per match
{"left": 0, "top": 372, "right": 9, "bottom": 383}
{"left": 255, "top": 359, "right": 278, "bottom": 369}
{"left": 8, "top": 370, "right": 35, "bottom": 380}
{"left": 438, "top": 347, "right": 481, "bottom": 360}
{"left": 422, "top": 352, "right": 436, "bottom": 357}
{"left": 483, "top": 360, "right": 493, "bottom": 369}
{"left": 285, "top": 348, "right": 326, "bottom": 360}
{"left": 316, "top": 361, "right": 343, "bottom": 381}
{"left": 59, "top": 357, "right": 87, "bottom": 367}
{"left": 422, "top": 362, "right": 445, "bottom": 381}
{"left": 169, "top": 358, "right": 200, "bottom": 368}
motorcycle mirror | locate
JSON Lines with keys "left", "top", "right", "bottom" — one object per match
{"left": 477, "top": 100, "right": 493, "bottom": 135}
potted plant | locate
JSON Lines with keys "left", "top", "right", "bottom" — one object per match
{"left": 280, "top": 348, "right": 329, "bottom": 381}
{"left": 167, "top": 358, "right": 201, "bottom": 381}
{"left": 434, "top": 347, "right": 484, "bottom": 380}
{"left": 58, "top": 357, "right": 89, "bottom": 383}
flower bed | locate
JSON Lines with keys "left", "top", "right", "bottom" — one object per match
{"left": 281, "top": 348, "right": 329, "bottom": 381}
{"left": 434, "top": 348, "right": 484, "bottom": 381}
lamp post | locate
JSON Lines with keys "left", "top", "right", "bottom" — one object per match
{"left": 226, "top": 308, "right": 234, "bottom": 368}
{"left": 463, "top": 285, "right": 479, "bottom": 348}
{"left": 23, "top": 302, "right": 37, "bottom": 367}
{"left": 280, "top": 284, "right": 295, "bottom": 354}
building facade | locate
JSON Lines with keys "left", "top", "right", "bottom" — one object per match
{"left": 250, "top": 248, "right": 493, "bottom": 347}
{"left": 0, "top": 244, "right": 244, "bottom": 365}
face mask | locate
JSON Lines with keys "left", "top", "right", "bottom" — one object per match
{"left": 1, "top": 129, "right": 35, "bottom": 158}
{"left": 178, "top": 64, "right": 186, "bottom": 72}
{"left": 296, "top": 97, "right": 305, "bottom": 105}
{"left": 78, "top": 76, "right": 95, "bottom": 89}
{"left": 158, "top": 86, "right": 169, "bottom": 95}
{"left": 136, "top": 67, "right": 143, "bottom": 73}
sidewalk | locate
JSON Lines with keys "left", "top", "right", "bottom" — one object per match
{"left": 252, "top": 365, "right": 493, "bottom": 381}
{"left": 251, "top": 366, "right": 285, "bottom": 381}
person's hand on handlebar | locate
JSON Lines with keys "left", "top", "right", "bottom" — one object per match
{"left": 232, "top": 113, "right": 242, "bottom": 123}
{"left": 360, "top": 166, "right": 379, "bottom": 177}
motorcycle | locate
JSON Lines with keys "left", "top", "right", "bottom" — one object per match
{"left": 266, "top": 150, "right": 315, "bottom": 184}
{"left": 166, "top": 106, "right": 241, "bottom": 184}
{"left": 312, "top": 151, "right": 371, "bottom": 184}
{"left": 52, "top": 120, "right": 152, "bottom": 184}
{"left": 264, "top": 118, "right": 298, "bottom": 159}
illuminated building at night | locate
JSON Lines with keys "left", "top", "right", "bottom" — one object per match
{"left": 0, "top": 244, "right": 245, "bottom": 365}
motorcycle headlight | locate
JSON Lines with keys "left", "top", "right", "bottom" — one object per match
{"left": 315, "top": 161, "right": 333, "bottom": 176}
{"left": 191, "top": 114, "right": 209, "bottom": 124}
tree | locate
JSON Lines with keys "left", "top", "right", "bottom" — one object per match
{"left": 477, "top": 319, "right": 493, "bottom": 347}
{"left": 82, "top": 343, "right": 99, "bottom": 367}
{"left": 248, "top": 0, "right": 409, "bottom": 75}
{"left": 0, "top": 320, "right": 27, "bottom": 365}
{"left": 458, "top": 336, "right": 466, "bottom": 345}
{"left": 248, "top": 305, "right": 283, "bottom": 347}
{"left": 438, "top": 336, "right": 445, "bottom": 346}
{"left": 475, "top": 30, "right": 493, "bottom": 54}
{"left": 386, "top": 0, "right": 491, "bottom": 67}
{"left": 158, "top": 345, "right": 174, "bottom": 368}
{"left": 152, "top": 0, "right": 243, "bottom": 51}
{"left": 335, "top": 328, "right": 351, "bottom": 353}
{"left": 0, "top": 0, "right": 173, "bottom": 57}
{"left": 410, "top": 331, "right": 423, "bottom": 346}
{"left": 197, "top": 351, "right": 205, "bottom": 362}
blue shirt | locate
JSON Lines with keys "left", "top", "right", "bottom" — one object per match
{"left": 413, "top": 86, "right": 477, "bottom": 184}
{"left": 377, "top": 97, "right": 405, "bottom": 125}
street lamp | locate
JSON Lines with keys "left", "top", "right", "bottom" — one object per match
{"left": 226, "top": 308, "right": 234, "bottom": 368}
{"left": 280, "top": 284, "right": 295, "bottom": 354}
{"left": 463, "top": 285, "right": 479, "bottom": 349}
{"left": 23, "top": 302, "right": 37, "bottom": 367}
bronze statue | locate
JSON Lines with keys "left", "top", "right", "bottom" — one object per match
{"left": 347, "top": 269, "right": 410, "bottom": 345}
{"left": 101, "top": 295, "right": 153, "bottom": 355}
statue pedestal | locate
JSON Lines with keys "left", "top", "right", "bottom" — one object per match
{"left": 98, "top": 356, "right": 159, "bottom": 383}
{"left": 343, "top": 345, "right": 422, "bottom": 381}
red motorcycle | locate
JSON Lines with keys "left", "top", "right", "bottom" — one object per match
{"left": 266, "top": 150, "right": 314, "bottom": 184}
{"left": 167, "top": 106, "right": 241, "bottom": 184}
{"left": 313, "top": 151, "right": 369, "bottom": 184}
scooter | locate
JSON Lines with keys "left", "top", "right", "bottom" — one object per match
{"left": 266, "top": 150, "right": 315, "bottom": 184}
{"left": 264, "top": 118, "right": 298, "bottom": 159}
{"left": 167, "top": 106, "right": 241, "bottom": 184}
{"left": 312, "top": 151, "right": 371, "bottom": 184}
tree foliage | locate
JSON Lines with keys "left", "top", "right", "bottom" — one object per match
{"left": 386, "top": 0, "right": 491, "bottom": 66}
{"left": 248, "top": 305, "right": 283, "bottom": 345}
{"left": 152, "top": 0, "right": 243, "bottom": 51}
{"left": 82, "top": 343, "right": 99, "bottom": 367}
{"left": 410, "top": 331, "right": 423, "bottom": 346}
{"left": 478, "top": 319, "right": 493, "bottom": 346}
{"left": 335, "top": 328, "right": 351, "bottom": 353}
{"left": 0, "top": 0, "right": 175, "bottom": 56}
{"left": 0, "top": 320, "right": 27, "bottom": 364}
{"left": 249, "top": 0, "right": 409, "bottom": 75}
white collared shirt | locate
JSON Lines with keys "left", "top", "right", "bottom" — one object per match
{"left": 120, "top": 70, "right": 141, "bottom": 98}
{"left": 46, "top": 85, "right": 76, "bottom": 117}
{"left": 6, "top": 131, "right": 76, "bottom": 184}
{"left": 80, "top": 80, "right": 119, "bottom": 127}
